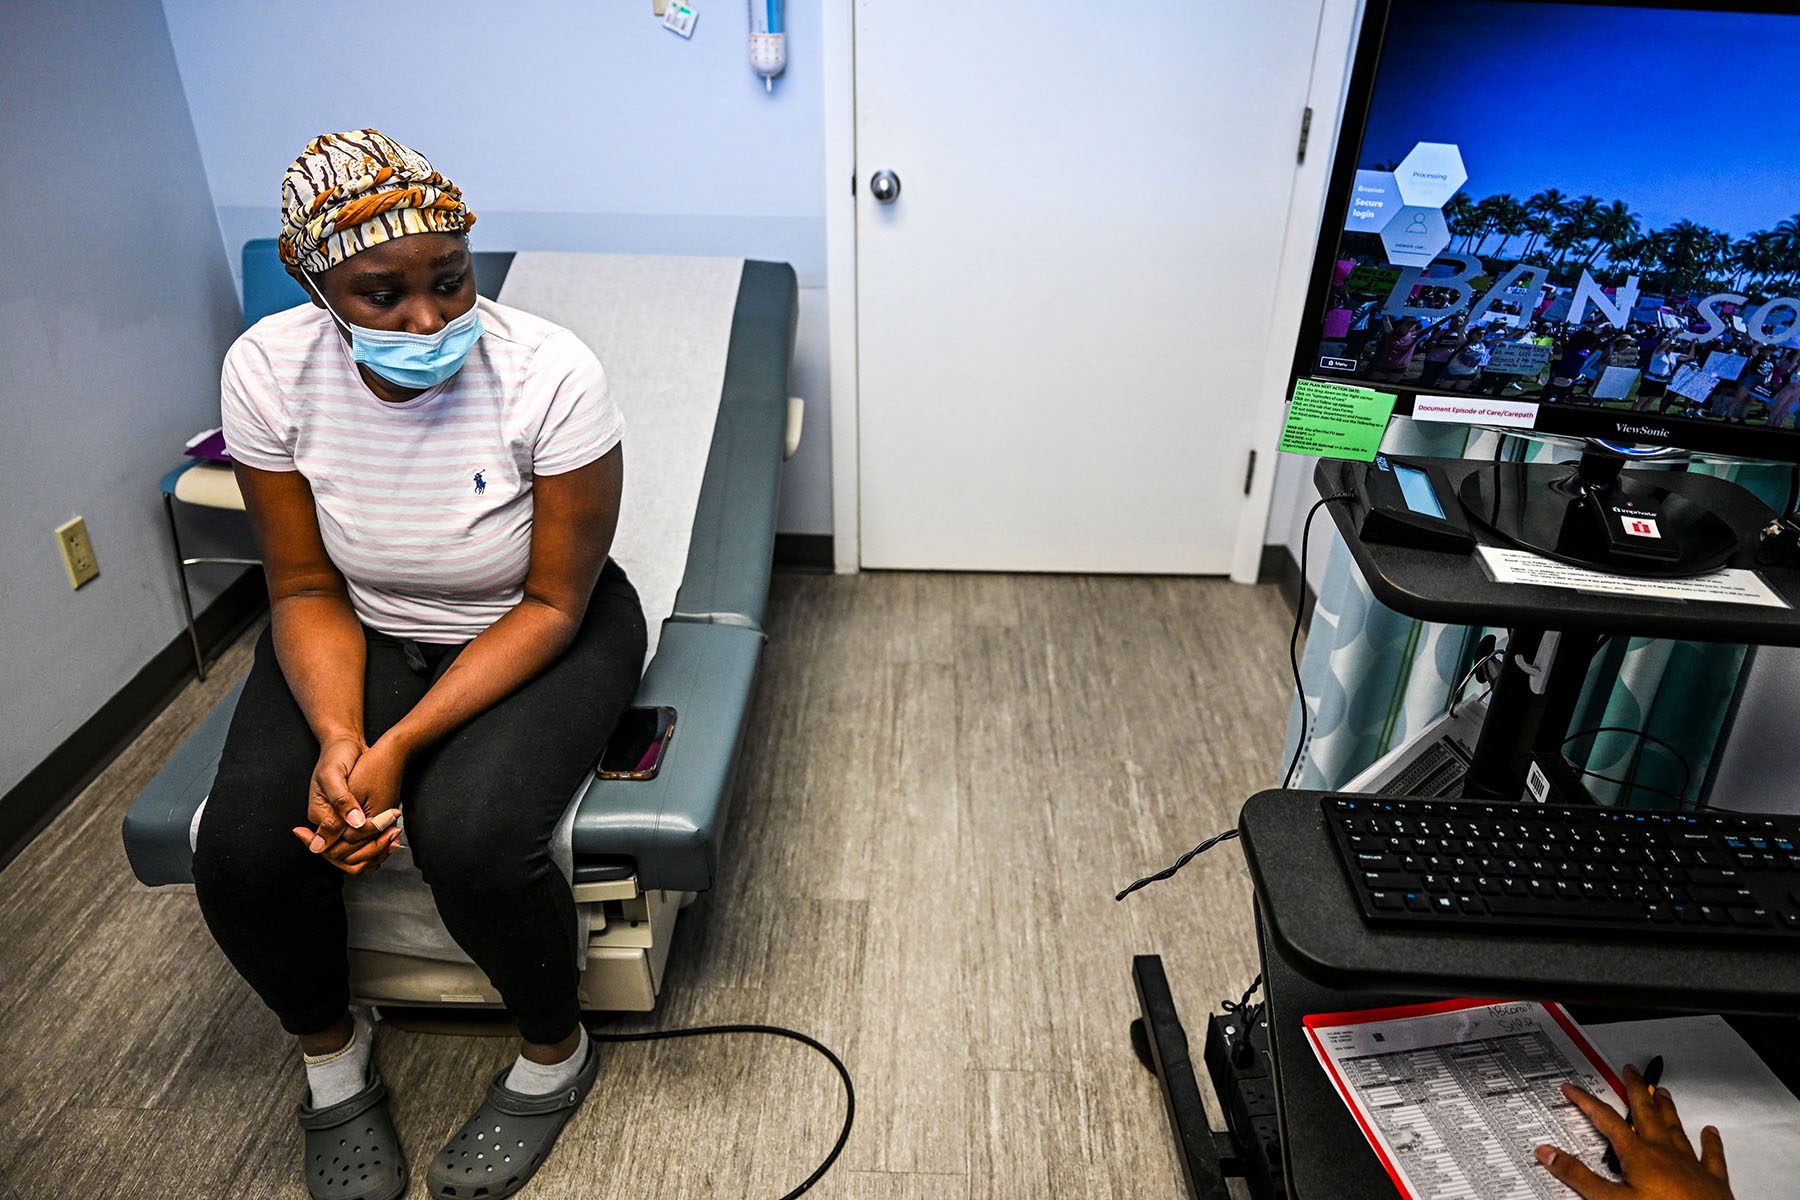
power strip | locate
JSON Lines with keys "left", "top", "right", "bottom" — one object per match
{"left": 1201, "top": 1008, "right": 1286, "bottom": 1199}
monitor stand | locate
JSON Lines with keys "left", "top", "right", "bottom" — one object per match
{"left": 1457, "top": 448, "right": 1739, "bottom": 578}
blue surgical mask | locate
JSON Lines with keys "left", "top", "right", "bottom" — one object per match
{"left": 306, "top": 271, "right": 484, "bottom": 390}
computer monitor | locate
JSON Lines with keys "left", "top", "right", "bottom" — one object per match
{"left": 1292, "top": 0, "right": 1800, "bottom": 574}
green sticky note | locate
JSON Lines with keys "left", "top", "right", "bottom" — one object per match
{"left": 1277, "top": 379, "right": 1398, "bottom": 461}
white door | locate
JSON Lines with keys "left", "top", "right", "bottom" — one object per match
{"left": 855, "top": 0, "right": 1327, "bottom": 572}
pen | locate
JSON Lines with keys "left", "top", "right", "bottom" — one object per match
{"left": 1601, "top": 1057, "right": 1665, "bottom": 1175}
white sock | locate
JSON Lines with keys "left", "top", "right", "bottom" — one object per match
{"left": 503, "top": 1025, "right": 589, "bottom": 1096}
{"left": 302, "top": 1009, "right": 374, "bottom": 1109}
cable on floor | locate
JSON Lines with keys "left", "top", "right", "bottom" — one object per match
{"left": 585, "top": 1022, "right": 853, "bottom": 1199}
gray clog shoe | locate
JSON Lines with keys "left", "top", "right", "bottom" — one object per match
{"left": 426, "top": 1037, "right": 601, "bottom": 1198}
{"left": 298, "top": 1068, "right": 407, "bottom": 1200}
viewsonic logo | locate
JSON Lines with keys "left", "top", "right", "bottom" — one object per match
{"left": 1615, "top": 424, "right": 1668, "bottom": 438}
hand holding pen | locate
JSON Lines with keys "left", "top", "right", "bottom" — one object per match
{"left": 1536, "top": 1062, "right": 1734, "bottom": 1200}
{"left": 1603, "top": 1056, "right": 1664, "bottom": 1175}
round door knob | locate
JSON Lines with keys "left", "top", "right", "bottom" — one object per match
{"left": 870, "top": 169, "right": 902, "bottom": 204}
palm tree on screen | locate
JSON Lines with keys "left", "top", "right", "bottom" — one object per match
{"left": 1444, "top": 192, "right": 1477, "bottom": 249}
{"left": 1491, "top": 195, "right": 1530, "bottom": 259}
{"left": 1522, "top": 189, "right": 1567, "bottom": 260}
{"left": 1589, "top": 202, "right": 1641, "bottom": 269}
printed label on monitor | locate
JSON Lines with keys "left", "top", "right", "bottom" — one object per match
{"left": 1412, "top": 396, "right": 1541, "bottom": 428}
{"left": 1618, "top": 514, "right": 1662, "bottom": 539}
{"left": 1525, "top": 761, "right": 1551, "bottom": 804}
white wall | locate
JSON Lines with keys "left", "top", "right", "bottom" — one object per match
{"left": 0, "top": 0, "right": 244, "bottom": 798}
{"left": 159, "top": 0, "right": 834, "bottom": 535}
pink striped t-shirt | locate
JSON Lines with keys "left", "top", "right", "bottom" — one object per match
{"left": 220, "top": 296, "right": 624, "bottom": 642}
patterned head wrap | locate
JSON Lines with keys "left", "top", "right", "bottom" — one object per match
{"left": 277, "top": 129, "right": 476, "bottom": 274}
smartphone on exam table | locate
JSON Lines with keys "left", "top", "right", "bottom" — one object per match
{"left": 597, "top": 706, "right": 677, "bottom": 780}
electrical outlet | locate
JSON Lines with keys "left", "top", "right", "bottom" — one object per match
{"left": 55, "top": 516, "right": 99, "bottom": 588}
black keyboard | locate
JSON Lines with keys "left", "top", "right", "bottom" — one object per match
{"left": 1325, "top": 797, "right": 1800, "bottom": 940}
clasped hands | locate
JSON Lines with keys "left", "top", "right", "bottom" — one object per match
{"left": 293, "top": 734, "right": 408, "bottom": 875}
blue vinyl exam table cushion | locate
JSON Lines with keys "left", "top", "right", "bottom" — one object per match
{"left": 237, "top": 237, "right": 516, "bottom": 326}
{"left": 123, "top": 253, "right": 798, "bottom": 901}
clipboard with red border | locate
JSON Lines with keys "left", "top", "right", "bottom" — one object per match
{"left": 1302, "top": 998, "right": 1625, "bottom": 1200}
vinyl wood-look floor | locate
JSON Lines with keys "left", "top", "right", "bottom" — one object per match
{"left": 0, "top": 571, "right": 1294, "bottom": 1199}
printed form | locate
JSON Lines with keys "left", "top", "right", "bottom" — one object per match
{"left": 1306, "top": 999, "right": 1623, "bottom": 1200}
{"left": 1476, "top": 546, "right": 1788, "bottom": 608}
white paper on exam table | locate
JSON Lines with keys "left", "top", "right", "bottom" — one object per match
{"left": 1586, "top": 1015, "right": 1800, "bottom": 1200}
{"left": 1306, "top": 998, "right": 1620, "bottom": 1200}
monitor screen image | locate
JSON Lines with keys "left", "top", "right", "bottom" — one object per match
{"left": 1298, "top": 0, "right": 1800, "bottom": 461}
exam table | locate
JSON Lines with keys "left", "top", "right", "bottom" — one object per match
{"left": 123, "top": 245, "right": 799, "bottom": 1012}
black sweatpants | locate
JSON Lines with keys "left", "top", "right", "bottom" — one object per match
{"left": 192, "top": 560, "right": 646, "bottom": 1044}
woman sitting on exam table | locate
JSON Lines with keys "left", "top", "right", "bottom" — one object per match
{"left": 189, "top": 130, "right": 646, "bottom": 1200}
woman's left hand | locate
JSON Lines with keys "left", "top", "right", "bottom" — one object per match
{"left": 345, "top": 737, "right": 408, "bottom": 824}
{"left": 293, "top": 737, "right": 409, "bottom": 875}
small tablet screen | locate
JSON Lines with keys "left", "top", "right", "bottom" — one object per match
{"left": 1394, "top": 464, "right": 1445, "bottom": 519}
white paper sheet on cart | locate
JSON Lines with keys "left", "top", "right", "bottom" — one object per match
{"left": 1586, "top": 1015, "right": 1800, "bottom": 1200}
{"left": 1477, "top": 546, "right": 1788, "bottom": 607}
{"left": 1306, "top": 998, "right": 1623, "bottom": 1200}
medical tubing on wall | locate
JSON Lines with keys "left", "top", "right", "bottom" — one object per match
{"left": 750, "top": 0, "right": 786, "bottom": 91}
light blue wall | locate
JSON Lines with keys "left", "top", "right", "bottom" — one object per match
{"left": 161, "top": 0, "right": 834, "bottom": 534}
{"left": 0, "top": 1, "right": 244, "bottom": 798}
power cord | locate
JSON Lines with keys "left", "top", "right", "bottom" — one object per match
{"left": 1448, "top": 632, "right": 1504, "bottom": 718}
{"left": 1220, "top": 973, "right": 1265, "bottom": 1065}
{"left": 1563, "top": 767, "right": 1687, "bottom": 808}
{"left": 1114, "top": 828, "right": 1239, "bottom": 901}
{"left": 1221, "top": 973, "right": 1263, "bottom": 1014}
{"left": 585, "top": 1022, "right": 853, "bottom": 1198}
{"left": 1222, "top": 973, "right": 1264, "bottom": 1027}
{"left": 1114, "top": 488, "right": 1352, "bottom": 902}
{"left": 1560, "top": 724, "right": 1695, "bottom": 809}
{"left": 1562, "top": 724, "right": 1693, "bottom": 791}
{"left": 1283, "top": 490, "right": 1357, "bottom": 790}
